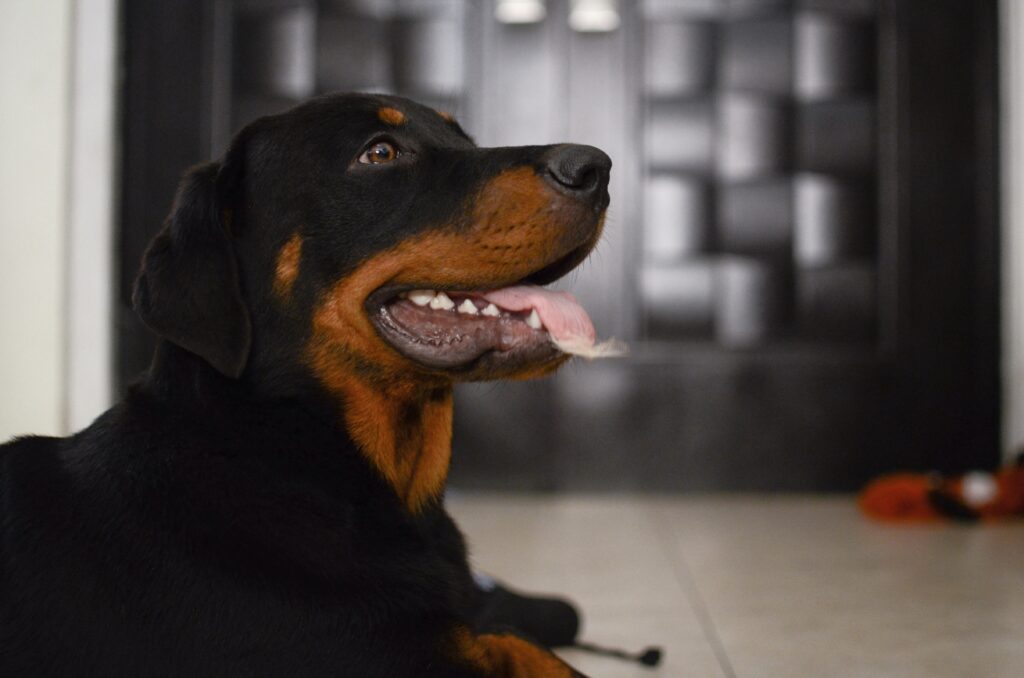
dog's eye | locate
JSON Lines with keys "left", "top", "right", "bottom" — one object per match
{"left": 358, "top": 141, "right": 400, "bottom": 165}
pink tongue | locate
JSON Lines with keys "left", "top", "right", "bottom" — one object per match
{"left": 481, "top": 285, "right": 596, "bottom": 345}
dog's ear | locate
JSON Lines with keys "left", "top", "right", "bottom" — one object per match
{"left": 133, "top": 152, "right": 252, "bottom": 378}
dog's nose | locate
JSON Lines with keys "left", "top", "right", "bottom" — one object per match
{"left": 543, "top": 144, "right": 611, "bottom": 207}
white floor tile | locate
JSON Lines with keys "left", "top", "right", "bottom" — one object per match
{"left": 450, "top": 494, "right": 728, "bottom": 677}
{"left": 654, "top": 496, "right": 1024, "bottom": 678}
{"left": 449, "top": 494, "right": 1024, "bottom": 677}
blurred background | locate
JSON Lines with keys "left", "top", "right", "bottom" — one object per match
{"left": 0, "top": 0, "right": 1017, "bottom": 492}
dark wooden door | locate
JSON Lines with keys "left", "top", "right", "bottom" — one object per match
{"left": 120, "top": 0, "right": 999, "bottom": 491}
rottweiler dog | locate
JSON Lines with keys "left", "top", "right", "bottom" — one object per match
{"left": 0, "top": 93, "right": 610, "bottom": 677}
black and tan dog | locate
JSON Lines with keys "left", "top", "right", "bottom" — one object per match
{"left": 0, "top": 93, "right": 611, "bottom": 677}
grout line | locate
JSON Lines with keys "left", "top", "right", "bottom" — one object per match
{"left": 651, "top": 505, "right": 739, "bottom": 678}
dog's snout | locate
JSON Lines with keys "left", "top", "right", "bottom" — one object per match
{"left": 543, "top": 144, "right": 611, "bottom": 207}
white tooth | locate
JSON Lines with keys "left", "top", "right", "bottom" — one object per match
{"left": 409, "top": 290, "right": 434, "bottom": 306}
{"left": 481, "top": 303, "right": 501, "bottom": 317}
{"left": 430, "top": 292, "right": 455, "bottom": 310}
{"left": 526, "top": 309, "right": 542, "bottom": 329}
{"left": 457, "top": 299, "right": 479, "bottom": 315}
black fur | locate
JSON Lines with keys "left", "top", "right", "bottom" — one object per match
{"left": 134, "top": 161, "right": 252, "bottom": 378}
{"left": 0, "top": 94, "right": 601, "bottom": 677}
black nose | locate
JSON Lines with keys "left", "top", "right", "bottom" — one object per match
{"left": 543, "top": 144, "right": 612, "bottom": 207}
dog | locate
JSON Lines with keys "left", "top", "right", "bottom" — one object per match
{"left": 0, "top": 93, "right": 610, "bottom": 677}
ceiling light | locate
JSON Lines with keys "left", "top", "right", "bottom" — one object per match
{"left": 496, "top": 0, "right": 547, "bottom": 24}
{"left": 569, "top": 0, "right": 620, "bottom": 32}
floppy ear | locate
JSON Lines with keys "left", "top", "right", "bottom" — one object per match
{"left": 132, "top": 159, "right": 252, "bottom": 378}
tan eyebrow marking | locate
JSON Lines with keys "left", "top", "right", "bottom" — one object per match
{"left": 378, "top": 107, "right": 406, "bottom": 126}
{"left": 273, "top": 232, "right": 303, "bottom": 299}
{"left": 438, "top": 110, "right": 455, "bottom": 123}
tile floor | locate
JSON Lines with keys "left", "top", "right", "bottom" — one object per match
{"left": 448, "top": 494, "right": 1024, "bottom": 678}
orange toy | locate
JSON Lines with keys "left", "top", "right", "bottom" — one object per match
{"left": 858, "top": 455, "right": 1024, "bottom": 523}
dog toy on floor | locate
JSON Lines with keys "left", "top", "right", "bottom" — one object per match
{"left": 858, "top": 454, "right": 1024, "bottom": 523}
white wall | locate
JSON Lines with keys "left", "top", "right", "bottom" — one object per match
{"left": 1003, "top": 0, "right": 1024, "bottom": 461}
{"left": 0, "top": 0, "right": 73, "bottom": 441}
{"left": 66, "top": 0, "right": 117, "bottom": 431}
{"left": 0, "top": 0, "right": 117, "bottom": 442}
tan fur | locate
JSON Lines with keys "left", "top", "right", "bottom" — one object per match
{"left": 273, "top": 233, "right": 303, "bottom": 299}
{"left": 450, "top": 626, "right": 575, "bottom": 677}
{"left": 378, "top": 107, "right": 406, "bottom": 126}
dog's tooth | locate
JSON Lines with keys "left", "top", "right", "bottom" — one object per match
{"left": 457, "top": 299, "right": 479, "bottom": 315}
{"left": 481, "top": 303, "right": 501, "bottom": 317}
{"left": 409, "top": 290, "right": 434, "bottom": 306}
{"left": 526, "top": 309, "right": 542, "bottom": 329}
{"left": 430, "top": 292, "right": 455, "bottom": 310}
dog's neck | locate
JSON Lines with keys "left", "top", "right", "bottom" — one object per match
{"left": 144, "top": 342, "right": 454, "bottom": 513}
{"left": 144, "top": 341, "right": 243, "bottom": 405}
{"left": 333, "top": 376, "right": 454, "bottom": 513}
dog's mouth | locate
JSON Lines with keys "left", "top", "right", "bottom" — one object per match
{"left": 366, "top": 243, "right": 622, "bottom": 374}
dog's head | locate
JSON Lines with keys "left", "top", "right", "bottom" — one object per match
{"left": 134, "top": 93, "right": 610, "bottom": 394}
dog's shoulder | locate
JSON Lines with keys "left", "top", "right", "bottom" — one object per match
{"left": 0, "top": 433, "right": 63, "bottom": 471}
{"left": 0, "top": 390, "right": 370, "bottom": 571}
{"left": 0, "top": 394, "right": 444, "bottom": 676}
{"left": 0, "top": 434, "right": 68, "bottom": 533}
{"left": 1, "top": 431, "right": 84, "bottom": 519}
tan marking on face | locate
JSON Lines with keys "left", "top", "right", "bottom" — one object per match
{"left": 438, "top": 110, "right": 455, "bottom": 123}
{"left": 449, "top": 627, "right": 576, "bottom": 677}
{"left": 273, "top": 233, "right": 303, "bottom": 299}
{"left": 306, "top": 167, "right": 593, "bottom": 511}
{"left": 378, "top": 106, "right": 406, "bottom": 126}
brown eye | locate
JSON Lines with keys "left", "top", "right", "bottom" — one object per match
{"left": 358, "top": 141, "right": 399, "bottom": 165}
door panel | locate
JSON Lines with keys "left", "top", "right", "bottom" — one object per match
{"left": 453, "top": 0, "right": 1000, "bottom": 491}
